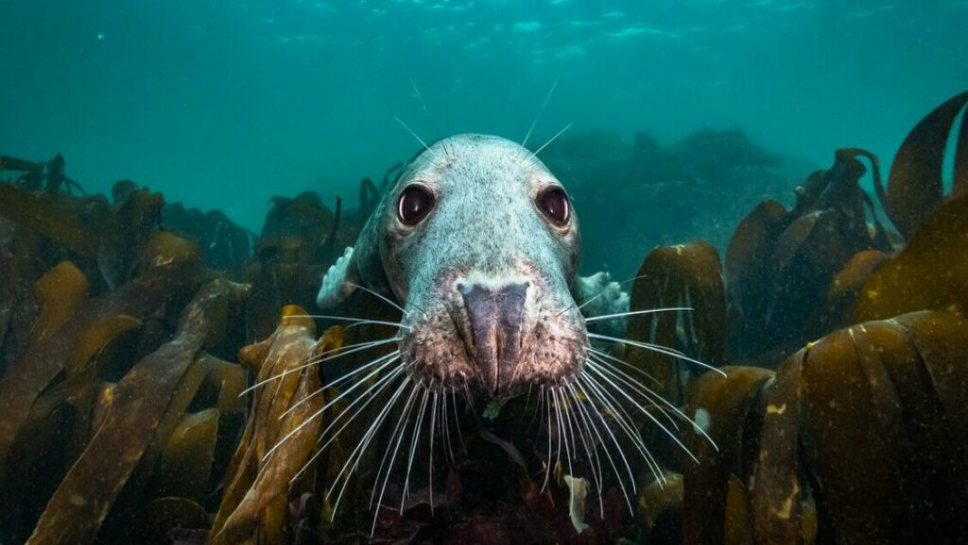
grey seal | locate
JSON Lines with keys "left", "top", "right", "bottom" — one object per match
{"left": 317, "top": 133, "right": 627, "bottom": 398}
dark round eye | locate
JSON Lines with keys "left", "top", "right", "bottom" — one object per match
{"left": 537, "top": 187, "right": 570, "bottom": 226}
{"left": 397, "top": 185, "right": 435, "bottom": 226}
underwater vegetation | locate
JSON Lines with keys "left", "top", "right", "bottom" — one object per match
{"left": 0, "top": 91, "right": 966, "bottom": 545}
{"left": 542, "top": 127, "right": 801, "bottom": 278}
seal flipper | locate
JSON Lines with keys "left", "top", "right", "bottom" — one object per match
{"left": 316, "top": 246, "right": 359, "bottom": 309}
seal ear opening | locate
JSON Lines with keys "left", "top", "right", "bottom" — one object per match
{"left": 316, "top": 246, "right": 360, "bottom": 309}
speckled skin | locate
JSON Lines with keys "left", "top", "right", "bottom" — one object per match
{"left": 319, "top": 134, "right": 592, "bottom": 398}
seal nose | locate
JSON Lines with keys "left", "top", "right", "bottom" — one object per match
{"left": 458, "top": 281, "right": 529, "bottom": 394}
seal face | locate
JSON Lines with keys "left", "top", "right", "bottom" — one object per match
{"left": 319, "top": 134, "right": 589, "bottom": 398}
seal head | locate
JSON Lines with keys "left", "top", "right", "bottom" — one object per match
{"left": 319, "top": 134, "right": 588, "bottom": 398}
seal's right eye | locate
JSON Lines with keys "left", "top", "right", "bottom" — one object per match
{"left": 397, "top": 185, "right": 435, "bottom": 226}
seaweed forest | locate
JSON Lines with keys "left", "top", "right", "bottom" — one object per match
{"left": 0, "top": 91, "right": 966, "bottom": 545}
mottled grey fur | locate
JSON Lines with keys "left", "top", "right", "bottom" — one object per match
{"left": 318, "top": 134, "right": 624, "bottom": 398}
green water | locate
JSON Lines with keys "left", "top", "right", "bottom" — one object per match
{"left": 1, "top": 0, "right": 965, "bottom": 251}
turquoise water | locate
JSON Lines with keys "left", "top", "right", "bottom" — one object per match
{"left": 2, "top": 0, "right": 965, "bottom": 234}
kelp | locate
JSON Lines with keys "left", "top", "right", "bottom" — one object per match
{"left": 724, "top": 149, "right": 892, "bottom": 361}
{"left": 0, "top": 184, "right": 99, "bottom": 258}
{"left": 681, "top": 366, "right": 773, "bottom": 545}
{"left": 0, "top": 251, "right": 198, "bottom": 488}
{"left": 627, "top": 241, "right": 727, "bottom": 403}
{"left": 882, "top": 91, "right": 968, "bottom": 238}
{"left": 211, "top": 305, "right": 330, "bottom": 545}
{"left": 680, "top": 311, "right": 968, "bottom": 545}
{"left": 162, "top": 200, "right": 255, "bottom": 275}
{"left": 2, "top": 89, "right": 968, "bottom": 544}
{"left": 853, "top": 193, "right": 968, "bottom": 322}
{"left": 24, "top": 279, "right": 248, "bottom": 545}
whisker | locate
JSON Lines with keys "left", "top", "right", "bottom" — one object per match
{"left": 588, "top": 333, "right": 726, "bottom": 376}
{"left": 263, "top": 353, "right": 401, "bottom": 461}
{"left": 295, "top": 364, "right": 406, "bottom": 486}
{"left": 441, "top": 391, "right": 455, "bottom": 464}
{"left": 587, "top": 357, "right": 718, "bottom": 451}
{"left": 586, "top": 352, "right": 677, "bottom": 429}
{"left": 279, "top": 352, "right": 401, "bottom": 421}
{"left": 521, "top": 79, "right": 559, "bottom": 149}
{"left": 573, "top": 378, "right": 635, "bottom": 512}
{"left": 542, "top": 387, "right": 553, "bottom": 491}
{"left": 587, "top": 346, "right": 661, "bottom": 386}
{"left": 584, "top": 306, "right": 693, "bottom": 323}
{"left": 585, "top": 362, "right": 702, "bottom": 464}
{"left": 530, "top": 122, "right": 573, "bottom": 161}
{"left": 450, "top": 388, "right": 465, "bottom": 453}
{"left": 429, "top": 386, "right": 438, "bottom": 515}
{"left": 290, "top": 314, "right": 412, "bottom": 330}
{"left": 409, "top": 79, "right": 451, "bottom": 159}
{"left": 394, "top": 116, "right": 443, "bottom": 166}
{"left": 328, "top": 378, "right": 412, "bottom": 517}
{"left": 345, "top": 281, "right": 412, "bottom": 317}
{"left": 579, "top": 372, "right": 665, "bottom": 485}
{"left": 556, "top": 273, "right": 648, "bottom": 317}
{"left": 556, "top": 389, "right": 575, "bottom": 479}
{"left": 371, "top": 383, "right": 421, "bottom": 535}
{"left": 566, "top": 384, "right": 605, "bottom": 516}
{"left": 241, "top": 337, "right": 399, "bottom": 396}
{"left": 314, "top": 364, "right": 409, "bottom": 458}
{"left": 579, "top": 371, "right": 661, "bottom": 480}
{"left": 401, "top": 387, "right": 430, "bottom": 511}
{"left": 590, "top": 354, "right": 680, "bottom": 430}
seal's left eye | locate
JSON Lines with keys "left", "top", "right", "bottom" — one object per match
{"left": 397, "top": 185, "right": 435, "bottom": 226}
{"left": 537, "top": 187, "right": 570, "bottom": 227}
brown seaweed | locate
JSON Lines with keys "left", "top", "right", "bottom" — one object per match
{"left": 212, "top": 306, "right": 327, "bottom": 545}
{"left": 24, "top": 279, "right": 248, "bottom": 545}
{"left": 882, "top": 91, "right": 968, "bottom": 238}
{"left": 627, "top": 242, "right": 727, "bottom": 403}
{"left": 0, "top": 252, "right": 198, "bottom": 488}
{"left": 853, "top": 193, "right": 968, "bottom": 322}
{"left": 681, "top": 366, "right": 773, "bottom": 545}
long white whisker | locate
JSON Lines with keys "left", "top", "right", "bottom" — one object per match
{"left": 573, "top": 378, "right": 635, "bottom": 513}
{"left": 314, "top": 364, "right": 409, "bottom": 457}
{"left": 588, "top": 333, "right": 726, "bottom": 376}
{"left": 291, "top": 315, "right": 412, "bottom": 330}
{"left": 587, "top": 347, "right": 661, "bottom": 387}
{"left": 429, "top": 387, "right": 438, "bottom": 516}
{"left": 567, "top": 384, "right": 604, "bottom": 516}
{"left": 263, "top": 354, "right": 401, "bottom": 462}
{"left": 587, "top": 352, "right": 677, "bottom": 429}
{"left": 588, "top": 357, "right": 718, "bottom": 451}
{"left": 241, "top": 337, "right": 399, "bottom": 396}
{"left": 529, "top": 122, "right": 573, "bottom": 161}
{"left": 328, "top": 377, "right": 412, "bottom": 518}
{"left": 401, "top": 387, "right": 430, "bottom": 511}
{"left": 394, "top": 116, "right": 443, "bottom": 165}
{"left": 557, "top": 273, "right": 650, "bottom": 317}
{"left": 579, "top": 372, "right": 665, "bottom": 485}
{"left": 295, "top": 365, "right": 405, "bottom": 487}
{"left": 450, "top": 388, "right": 464, "bottom": 452}
{"left": 542, "top": 387, "right": 553, "bottom": 491}
{"left": 371, "top": 383, "right": 421, "bottom": 536}
{"left": 521, "top": 79, "right": 559, "bottom": 149}
{"left": 585, "top": 362, "right": 701, "bottom": 464}
{"left": 580, "top": 370, "right": 662, "bottom": 480}
{"left": 345, "top": 281, "right": 412, "bottom": 317}
{"left": 584, "top": 307, "right": 693, "bottom": 323}
{"left": 279, "top": 352, "right": 401, "bottom": 421}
